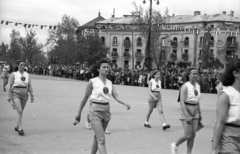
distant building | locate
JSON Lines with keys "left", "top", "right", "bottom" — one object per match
{"left": 93, "top": 11, "right": 240, "bottom": 70}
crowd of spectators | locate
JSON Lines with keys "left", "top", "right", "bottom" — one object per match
{"left": 26, "top": 64, "right": 221, "bottom": 94}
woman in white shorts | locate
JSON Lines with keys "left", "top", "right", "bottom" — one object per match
{"left": 8, "top": 60, "right": 34, "bottom": 136}
{"left": 171, "top": 67, "right": 202, "bottom": 154}
{"left": 144, "top": 70, "right": 170, "bottom": 130}
{"left": 211, "top": 59, "right": 240, "bottom": 154}
{"left": 74, "top": 59, "right": 130, "bottom": 154}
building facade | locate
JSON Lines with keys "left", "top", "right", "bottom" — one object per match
{"left": 93, "top": 11, "right": 240, "bottom": 69}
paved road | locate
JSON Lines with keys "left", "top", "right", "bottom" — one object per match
{"left": 0, "top": 74, "right": 217, "bottom": 154}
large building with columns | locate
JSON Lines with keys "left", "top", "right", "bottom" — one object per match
{"left": 83, "top": 11, "right": 240, "bottom": 69}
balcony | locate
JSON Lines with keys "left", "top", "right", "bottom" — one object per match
{"left": 181, "top": 54, "right": 189, "bottom": 60}
{"left": 124, "top": 64, "right": 129, "bottom": 69}
{"left": 112, "top": 42, "right": 118, "bottom": 46}
{"left": 135, "top": 52, "right": 143, "bottom": 60}
{"left": 123, "top": 52, "right": 130, "bottom": 59}
{"left": 170, "top": 53, "right": 177, "bottom": 61}
{"left": 226, "top": 42, "right": 238, "bottom": 48}
{"left": 171, "top": 41, "right": 178, "bottom": 48}
{"left": 111, "top": 52, "right": 118, "bottom": 58}
{"left": 124, "top": 40, "right": 131, "bottom": 47}
{"left": 225, "top": 54, "right": 238, "bottom": 61}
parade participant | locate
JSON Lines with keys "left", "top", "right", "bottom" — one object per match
{"left": 171, "top": 67, "right": 201, "bottom": 154}
{"left": 1, "top": 60, "right": 10, "bottom": 92}
{"left": 73, "top": 59, "right": 130, "bottom": 154}
{"left": 144, "top": 70, "right": 170, "bottom": 130}
{"left": 85, "top": 100, "right": 110, "bottom": 134}
{"left": 211, "top": 59, "right": 240, "bottom": 154}
{"left": 7, "top": 60, "right": 34, "bottom": 136}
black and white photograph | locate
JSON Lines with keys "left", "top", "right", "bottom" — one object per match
{"left": 0, "top": 0, "right": 240, "bottom": 153}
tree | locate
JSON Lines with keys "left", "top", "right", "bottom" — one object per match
{"left": 0, "top": 42, "right": 8, "bottom": 61}
{"left": 47, "top": 14, "right": 109, "bottom": 66}
{"left": 18, "top": 29, "right": 43, "bottom": 64}
{"left": 76, "top": 31, "right": 109, "bottom": 66}
{"left": 131, "top": 2, "right": 168, "bottom": 70}
{"left": 7, "top": 30, "right": 22, "bottom": 63}
{"left": 47, "top": 15, "right": 79, "bottom": 65}
{"left": 201, "top": 51, "right": 224, "bottom": 70}
{"left": 7, "top": 29, "right": 44, "bottom": 64}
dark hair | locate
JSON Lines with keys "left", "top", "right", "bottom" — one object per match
{"left": 151, "top": 70, "right": 160, "bottom": 78}
{"left": 17, "top": 60, "right": 25, "bottom": 66}
{"left": 221, "top": 59, "right": 240, "bottom": 86}
{"left": 96, "top": 59, "right": 109, "bottom": 69}
{"left": 91, "top": 59, "right": 109, "bottom": 78}
{"left": 182, "top": 67, "right": 197, "bottom": 82}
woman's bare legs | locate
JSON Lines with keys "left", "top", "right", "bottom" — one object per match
{"left": 90, "top": 120, "right": 109, "bottom": 154}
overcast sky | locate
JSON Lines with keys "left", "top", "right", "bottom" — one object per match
{"left": 0, "top": 0, "right": 240, "bottom": 48}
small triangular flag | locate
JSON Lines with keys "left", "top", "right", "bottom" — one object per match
{"left": 49, "top": 26, "right": 52, "bottom": 29}
{"left": 28, "top": 24, "right": 31, "bottom": 28}
{"left": 24, "top": 24, "right": 27, "bottom": 27}
{"left": 1, "top": 20, "right": 4, "bottom": 24}
{"left": 6, "top": 21, "right": 9, "bottom": 25}
{"left": 15, "top": 23, "right": 19, "bottom": 26}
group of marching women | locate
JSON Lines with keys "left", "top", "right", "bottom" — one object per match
{"left": 2, "top": 58, "right": 240, "bottom": 154}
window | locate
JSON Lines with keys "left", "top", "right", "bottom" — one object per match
{"left": 137, "top": 49, "right": 141, "bottom": 53}
{"left": 124, "top": 37, "right": 131, "bottom": 47}
{"left": 113, "top": 37, "right": 117, "bottom": 45}
{"left": 173, "top": 50, "right": 177, "bottom": 54}
{"left": 101, "top": 37, "right": 105, "bottom": 44}
{"left": 137, "top": 37, "right": 142, "bottom": 46}
{"left": 136, "top": 61, "right": 140, "bottom": 65}
{"left": 210, "top": 36, "right": 214, "bottom": 46}
{"left": 210, "top": 25, "right": 214, "bottom": 28}
{"left": 162, "top": 38, "right": 166, "bottom": 46}
{"left": 184, "top": 37, "right": 189, "bottom": 46}
{"left": 199, "top": 37, "right": 203, "bottom": 46}
{"left": 124, "top": 60, "right": 129, "bottom": 65}
{"left": 113, "top": 48, "right": 117, "bottom": 52}
{"left": 171, "top": 37, "right": 178, "bottom": 47}
{"left": 173, "top": 37, "right": 177, "bottom": 42}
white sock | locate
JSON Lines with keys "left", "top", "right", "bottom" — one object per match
{"left": 163, "top": 123, "right": 166, "bottom": 126}
{"left": 145, "top": 121, "right": 149, "bottom": 124}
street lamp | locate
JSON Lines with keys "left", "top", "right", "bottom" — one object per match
{"left": 143, "top": 0, "right": 160, "bottom": 70}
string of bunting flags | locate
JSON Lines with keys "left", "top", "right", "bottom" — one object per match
{"left": 1, "top": 20, "right": 58, "bottom": 30}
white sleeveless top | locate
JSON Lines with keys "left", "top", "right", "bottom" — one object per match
{"left": 150, "top": 79, "right": 161, "bottom": 91}
{"left": 12, "top": 71, "right": 29, "bottom": 88}
{"left": 90, "top": 77, "right": 112, "bottom": 103}
{"left": 184, "top": 81, "right": 201, "bottom": 104}
{"left": 222, "top": 86, "right": 240, "bottom": 125}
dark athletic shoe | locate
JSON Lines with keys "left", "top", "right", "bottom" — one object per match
{"left": 18, "top": 129, "right": 25, "bottom": 136}
{"left": 163, "top": 124, "right": 170, "bottom": 130}
{"left": 144, "top": 123, "right": 151, "bottom": 128}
